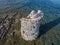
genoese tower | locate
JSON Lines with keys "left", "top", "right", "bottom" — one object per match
{"left": 20, "top": 10, "right": 44, "bottom": 41}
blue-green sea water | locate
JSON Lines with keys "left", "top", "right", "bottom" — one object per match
{"left": 0, "top": 0, "right": 60, "bottom": 45}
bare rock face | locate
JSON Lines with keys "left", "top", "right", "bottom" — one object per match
{"left": 20, "top": 10, "right": 44, "bottom": 41}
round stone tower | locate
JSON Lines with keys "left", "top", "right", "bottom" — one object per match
{"left": 20, "top": 10, "right": 44, "bottom": 41}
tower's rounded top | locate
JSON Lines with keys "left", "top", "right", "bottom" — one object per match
{"left": 20, "top": 10, "right": 44, "bottom": 21}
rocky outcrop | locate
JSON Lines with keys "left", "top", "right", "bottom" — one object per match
{"left": 0, "top": 12, "right": 17, "bottom": 39}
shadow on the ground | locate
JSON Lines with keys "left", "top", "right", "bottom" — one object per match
{"left": 38, "top": 17, "right": 60, "bottom": 37}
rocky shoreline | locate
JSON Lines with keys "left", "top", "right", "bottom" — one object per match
{"left": 0, "top": 12, "right": 18, "bottom": 39}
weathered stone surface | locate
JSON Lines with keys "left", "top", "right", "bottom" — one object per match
{"left": 20, "top": 10, "right": 44, "bottom": 41}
